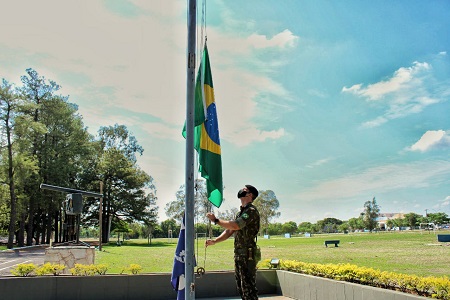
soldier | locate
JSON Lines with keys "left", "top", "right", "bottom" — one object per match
{"left": 206, "top": 185, "right": 260, "bottom": 300}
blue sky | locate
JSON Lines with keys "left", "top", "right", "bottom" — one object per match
{"left": 1, "top": 0, "right": 449, "bottom": 223}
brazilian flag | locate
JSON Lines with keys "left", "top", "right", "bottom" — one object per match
{"left": 183, "top": 45, "right": 223, "bottom": 208}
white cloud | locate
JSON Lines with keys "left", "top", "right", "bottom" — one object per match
{"left": 140, "top": 122, "right": 182, "bottom": 141}
{"left": 443, "top": 196, "right": 450, "bottom": 207}
{"left": 0, "top": 0, "right": 188, "bottom": 127}
{"left": 343, "top": 62, "right": 430, "bottom": 101}
{"left": 432, "top": 196, "right": 450, "bottom": 211}
{"left": 0, "top": 0, "right": 297, "bottom": 146}
{"left": 341, "top": 84, "right": 362, "bottom": 94}
{"left": 342, "top": 62, "right": 443, "bottom": 128}
{"left": 295, "top": 160, "right": 450, "bottom": 202}
{"left": 307, "top": 89, "right": 328, "bottom": 98}
{"left": 247, "top": 29, "right": 299, "bottom": 49}
{"left": 361, "top": 116, "right": 387, "bottom": 128}
{"left": 212, "top": 67, "right": 289, "bottom": 145}
{"left": 306, "top": 157, "right": 334, "bottom": 169}
{"left": 230, "top": 127, "right": 285, "bottom": 147}
{"left": 408, "top": 130, "right": 450, "bottom": 152}
{"left": 202, "top": 26, "right": 296, "bottom": 146}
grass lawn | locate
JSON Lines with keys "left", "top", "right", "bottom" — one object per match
{"left": 94, "top": 230, "right": 450, "bottom": 277}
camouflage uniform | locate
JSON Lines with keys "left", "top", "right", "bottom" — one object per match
{"left": 234, "top": 203, "right": 260, "bottom": 300}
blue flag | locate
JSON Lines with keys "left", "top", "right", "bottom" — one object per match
{"left": 171, "top": 215, "right": 186, "bottom": 300}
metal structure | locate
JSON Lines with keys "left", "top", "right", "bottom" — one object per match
{"left": 185, "top": 1, "right": 197, "bottom": 299}
{"left": 40, "top": 183, "right": 103, "bottom": 198}
{"left": 40, "top": 183, "right": 103, "bottom": 244}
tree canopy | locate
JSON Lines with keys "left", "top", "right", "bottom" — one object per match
{"left": 363, "top": 197, "right": 380, "bottom": 232}
{"left": 252, "top": 189, "right": 281, "bottom": 234}
{"left": 0, "top": 69, "right": 158, "bottom": 248}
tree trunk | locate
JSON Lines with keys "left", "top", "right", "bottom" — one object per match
{"left": 34, "top": 212, "right": 41, "bottom": 245}
{"left": 54, "top": 210, "right": 59, "bottom": 243}
{"left": 7, "top": 181, "right": 17, "bottom": 249}
{"left": 59, "top": 209, "right": 63, "bottom": 243}
{"left": 40, "top": 213, "right": 46, "bottom": 244}
{"left": 6, "top": 106, "right": 17, "bottom": 249}
{"left": 18, "top": 212, "right": 25, "bottom": 247}
{"left": 102, "top": 194, "right": 110, "bottom": 243}
{"left": 26, "top": 199, "right": 35, "bottom": 246}
{"left": 46, "top": 213, "right": 52, "bottom": 244}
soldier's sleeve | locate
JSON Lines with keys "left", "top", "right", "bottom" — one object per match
{"left": 235, "top": 207, "right": 258, "bottom": 229}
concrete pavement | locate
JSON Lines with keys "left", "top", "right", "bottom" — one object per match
{"left": 0, "top": 246, "right": 46, "bottom": 276}
{"left": 199, "top": 296, "right": 291, "bottom": 299}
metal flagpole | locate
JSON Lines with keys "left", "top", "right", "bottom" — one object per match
{"left": 185, "top": 0, "right": 197, "bottom": 299}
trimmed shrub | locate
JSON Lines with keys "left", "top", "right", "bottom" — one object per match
{"left": 10, "top": 263, "right": 37, "bottom": 277}
{"left": 70, "top": 264, "right": 97, "bottom": 276}
{"left": 94, "top": 264, "right": 109, "bottom": 275}
{"left": 35, "top": 263, "right": 66, "bottom": 276}
{"left": 260, "top": 259, "right": 450, "bottom": 300}
{"left": 120, "top": 264, "right": 143, "bottom": 275}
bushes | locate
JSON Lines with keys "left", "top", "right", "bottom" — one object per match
{"left": 10, "top": 263, "right": 66, "bottom": 277}
{"left": 35, "top": 263, "right": 66, "bottom": 276}
{"left": 10, "top": 263, "right": 142, "bottom": 276}
{"left": 10, "top": 263, "right": 38, "bottom": 277}
{"left": 120, "top": 263, "right": 143, "bottom": 275}
{"left": 260, "top": 259, "right": 450, "bottom": 300}
{"left": 69, "top": 263, "right": 112, "bottom": 276}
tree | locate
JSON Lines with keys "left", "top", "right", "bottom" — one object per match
{"left": 217, "top": 207, "right": 239, "bottom": 221}
{"left": 252, "top": 190, "right": 280, "bottom": 234}
{"left": 112, "top": 220, "right": 132, "bottom": 242}
{"left": 39, "top": 95, "right": 96, "bottom": 244}
{"left": 297, "top": 222, "right": 313, "bottom": 234}
{"left": 282, "top": 221, "right": 297, "bottom": 234}
{"left": 387, "top": 217, "right": 405, "bottom": 230}
{"left": 1, "top": 70, "right": 157, "bottom": 247}
{"left": 267, "top": 222, "right": 283, "bottom": 235}
{"left": 165, "top": 179, "right": 220, "bottom": 238}
{"left": 97, "top": 124, "right": 143, "bottom": 163}
{"left": 82, "top": 124, "right": 158, "bottom": 243}
{"left": 0, "top": 80, "right": 20, "bottom": 248}
{"left": 151, "top": 224, "right": 163, "bottom": 238}
{"left": 161, "top": 219, "right": 179, "bottom": 238}
{"left": 363, "top": 197, "right": 380, "bottom": 232}
{"left": 348, "top": 217, "right": 364, "bottom": 231}
{"left": 426, "top": 212, "right": 449, "bottom": 225}
{"left": 338, "top": 222, "right": 350, "bottom": 233}
{"left": 316, "top": 218, "right": 343, "bottom": 233}
{"left": 165, "top": 179, "right": 215, "bottom": 223}
{"left": 0, "top": 185, "right": 8, "bottom": 236}
{"left": 128, "top": 222, "right": 145, "bottom": 239}
{"left": 403, "top": 212, "right": 422, "bottom": 229}
{"left": 0, "top": 79, "right": 40, "bottom": 248}
{"left": 19, "top": 68, "right": 62, "bottom": 246}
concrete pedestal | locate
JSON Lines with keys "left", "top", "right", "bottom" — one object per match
{"left": 44, "top": 246, "right": 95, "bottom": 274}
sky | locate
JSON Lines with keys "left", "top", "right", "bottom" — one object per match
{"left": 1, "top": 0, "right": 450, "bottom": 224}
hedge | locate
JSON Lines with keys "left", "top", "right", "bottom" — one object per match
{"left": 260, "top": 259, "right": 450, "bottom": 299}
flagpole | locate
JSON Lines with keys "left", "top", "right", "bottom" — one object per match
{"left": 185, "top": 0, "right": 196, "bottom": 299}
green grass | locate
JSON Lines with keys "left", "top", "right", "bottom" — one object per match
{"left": 94, "top": 231, "right": 450, "bottom": 277}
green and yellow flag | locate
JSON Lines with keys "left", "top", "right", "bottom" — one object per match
{"left": 183, "top": 45, "right": 223, "bottom": 207}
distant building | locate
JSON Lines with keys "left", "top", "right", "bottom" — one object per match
{"left": 376, "top": 213, "right": 405, "bottom": 230}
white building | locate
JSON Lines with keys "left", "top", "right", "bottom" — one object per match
{"left": 376, "top": 213, "right": 405, "bottom": 230}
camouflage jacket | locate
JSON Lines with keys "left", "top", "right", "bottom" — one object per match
{"left": 234, "top": 203, "right": 260, "bottom": 255}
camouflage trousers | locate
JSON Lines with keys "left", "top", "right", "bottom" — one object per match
{"left": 234, "top": 255, "right": 258, "bottom": 300}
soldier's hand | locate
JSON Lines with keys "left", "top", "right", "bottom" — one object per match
{"left": 205, "top": 239, "right": 216, "bottom": 247}
{"left": 206, "top": 212, "right": 216, "bottom": 223}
